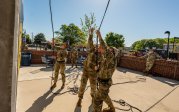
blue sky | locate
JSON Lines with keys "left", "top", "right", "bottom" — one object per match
{"left": 23, "top": 0, "right": 179, "bottom": 47}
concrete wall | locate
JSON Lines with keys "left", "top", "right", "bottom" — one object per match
{"left": 0, "top": 0, "right": 19, "bottom": 112}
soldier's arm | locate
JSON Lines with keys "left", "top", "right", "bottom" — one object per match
{"left": 64, "top": 50, "right": 68, "bottom": 58}
{"left": 96, "top": 57, "right": 102, "bottom": 71}
{"left": 96, "top": 30, "right": 107, "bottom": 50}
{"left": 88, "top": 28, "right": 95, "bottom": 52}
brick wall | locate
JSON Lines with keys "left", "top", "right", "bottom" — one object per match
{"left": 23, "top": 50, "right": 56, "bottom": 64}
{"left": 119, "top": 56, "right": 179, "bottom": 80}
{"left": 23, "top": 50, "right": 87, "bottom": 64}
{"left": 23, "top": 50, "right": 179, "bottom": 81}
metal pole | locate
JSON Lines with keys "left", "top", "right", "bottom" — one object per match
{"left": 168, "top": 34, "right": 170, "bottom": 58}
{"left": 164, "top": 31, "right": 170, "bottom": 59}
{"left": 173, "top": 37, "right": 175, "bottom": 53}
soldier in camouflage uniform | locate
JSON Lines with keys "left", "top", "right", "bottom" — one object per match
{"left": 71, "top": 48, "right": 78, "bottom": 68}
{"left": 142, "top": 49, "right": 161, "bottom": 75}
{"left": 76, "top": 28, "right": 97, "bottom": 107}
{"left": 93, "top": 30, "right": 118, "bottom": 112}
{"left": 50, "top": 44, "right": 68, "bottom": 90}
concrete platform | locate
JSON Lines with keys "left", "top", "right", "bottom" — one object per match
{"left": 16, "top": 65, "right": 179, "bottom": 112}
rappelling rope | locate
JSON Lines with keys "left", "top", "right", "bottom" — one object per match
{"left": 48, "top": 0, "right": 55, "bottom": 88}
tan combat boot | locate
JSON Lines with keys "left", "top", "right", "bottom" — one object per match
{"left": 103, "top": 107, "right": 115, "bottom": 112}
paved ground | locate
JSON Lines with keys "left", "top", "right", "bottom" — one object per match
{"left": 17, "top": 64, "right": 179, "bottom": 112}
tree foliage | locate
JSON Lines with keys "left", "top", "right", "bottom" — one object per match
{"left": 34, "top": 33, "right": 46, "bottom": 45}
{"left": 143, "top": 39, "right": 159, "bottom": 49}
{"left": 105, "top": 32, "right": 125, "bottom": 48}
{"left": 80, "top": 13, "right": 97, "bottom": 36}
{"left": 153, "top": 38, "right": 166, "bottom": 48}
{"left": 131, "top": 41, "right": 143, "bottom": 50}
{"left": 22, "top": 32, "right": 31, "bottom": 44}
{"left": 55, "top": 23, "right": 86, "bottom": 46}
{"left": 131, "top": 38, "right": 179, "bottom": 50}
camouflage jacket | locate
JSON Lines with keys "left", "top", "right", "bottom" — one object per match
{"left": 83, "top": 34, "right": 97, "bottom": 72}
{"left": 97, "top": 37, "right": 118, "bottom": 79}
{"left": 143, "top": 51, "right": 161, "bottom": 63}
{"left": 56, "top": 49, "right": 68, "bottom": 62}
{"left": 71, "top": 50, "right": 78, "bottom": 59}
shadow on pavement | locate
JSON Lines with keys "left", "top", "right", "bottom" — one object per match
{"left": 151, "top": 76, "right": 179, "bottom": 87}
{"left": 26, "top": 89, "right": 62, "bottom": 112}
{"left": 116, "top": 67, "right": 179, "bottom": 87}
{"left": 40, "top": 67, "right": 53, "bottom": 72}
{"left": 116, "top": 67, "right": 144, "bottom": 76}
{"left": 74, "top": 106, "right": 81, "bottom": 112}
{"left": 21, "top": 64, "right": 46, "bottom": 68}
{"left": 88, "top": 103, "right": 93, "bottom": 112}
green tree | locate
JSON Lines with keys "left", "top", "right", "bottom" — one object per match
{"left": 34, "top": 33, "right": 46, "bottom": 45}
{"left": 55, "top": 23, "right": 86, "bottom": 46}
{"left": 132, "top": 39, "right": 158, "bottom": 50}
{"left": 105, "top": 32, "right": 125, "bottom": 48}
{"left": 154, "top": 38, "right": 167, "bottom": 48}
{"left": 163, "top": 37, "right": 179, "bottom": 43}
{"left": 143, "top": 39, "right": 159, "bottom": 49}
{"left": 22, "top": 32, "right": 31, "bottom": 44}
{"left": 131, "top": 40, "right": 142, "bottom": 50}
{"left": 80, "top": 13, "right": 97, "bottom": 37}
{"left": 54, "top": 37, "right": 62, "bottom": 45}
{"left": 132, "top": 38, "right": 166, "bottom": 50}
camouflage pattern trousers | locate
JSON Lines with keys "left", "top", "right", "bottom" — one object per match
{"left": 145, "top": 60, "right": 155, "bottom": 72}
{"left": 71, "top": 58, "right": 77, "bottom": 67}
{"left": 54, "top": 61, "right": 66, "bottom": 84}
{"left": 93, "top": 79, "right": 115, "bottom": 112}
{"left": 78, "top": 69, "right": 97, "bottom": 99}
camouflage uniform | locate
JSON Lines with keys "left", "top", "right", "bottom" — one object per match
{"left": 51, "top": 48, "right": 68, "bottom": 89}
{"left": 71, "top": 49, "right": 78, "bottom": 67}
{"left": 143, "top": 50, "right": 161, "bottom": 73}
{"left": 93, "top": 37, "right": 118, "bottom": 112}
{"left": 77, "top": 32, "right": 97, "bottom": 106}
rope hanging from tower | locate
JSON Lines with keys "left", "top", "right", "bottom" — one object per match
{"left": 49, "top": 0, "right": 55, "bottom": 87}
{"left": 96, "top": 0, "right": 111, "bottom": 64}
